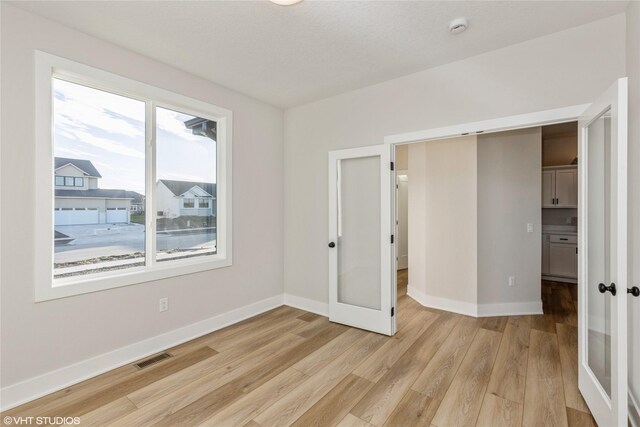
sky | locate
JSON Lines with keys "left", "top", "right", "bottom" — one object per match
{"left": 53, "top": 78, "right": 217, "bottom": 194}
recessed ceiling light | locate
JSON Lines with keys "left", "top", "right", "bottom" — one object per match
{"left": 270, "top": 0, "right": 303, "bottom": 5}
{"left": 449, "top": 17, "right": 469, "bottom": 34}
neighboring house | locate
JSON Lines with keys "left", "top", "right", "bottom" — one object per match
{"left": 54, "top": 157, "right": 143, "bottom": 225}
{"left": 156, "top": 179, "right": 216, "bottom": 218}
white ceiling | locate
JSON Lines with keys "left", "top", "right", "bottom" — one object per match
{"left": 11, "top": 1, "right": 628, "bottom": 108}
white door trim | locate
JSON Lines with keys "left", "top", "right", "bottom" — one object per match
{"left": 384, "top": 104, "right": 589, "bottom": 145}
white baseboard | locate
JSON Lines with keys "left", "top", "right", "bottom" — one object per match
{"left": 630, "top": 390, "right": 640, "bottom": 427}
{"left": 407, "top": 285, "right": 478, "bottom": 317}
{"left": 541, "top": 275, "right": 577, "bottom": 284}
{"left": 284, "top": 293, "right": 329, "bottom": 316}
{"left": 407, "top": 285, "right": 543, "bottom": 318}
{"left": 477, "top": 301, "right": 543, "bottom": 317}
{"left": 0, "top": 294, "right": 284, "bottom": 412}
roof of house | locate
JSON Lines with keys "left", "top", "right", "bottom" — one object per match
{"left": 159, "top": 179, "right": 216, "bottom": 197}
{"left": 55, "top": 189, "right": 144, "bottom": 202}
{"left": 54, "top": 157, "right": 102, "bottom": 178}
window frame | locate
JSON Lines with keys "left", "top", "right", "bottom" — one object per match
{"left": 35, "top": 51, "right": 233, "bottom": 302}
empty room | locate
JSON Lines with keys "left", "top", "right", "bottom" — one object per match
{"left": 1, "top": 1, "right": 639, "bottom": 426}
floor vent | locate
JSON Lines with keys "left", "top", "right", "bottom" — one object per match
{"left": 134, "top": 352, "right": 172, "bottom": 369}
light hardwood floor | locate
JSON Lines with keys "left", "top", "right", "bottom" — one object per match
{"left": 3, "top": 276, "right": 595, "bottom": 427}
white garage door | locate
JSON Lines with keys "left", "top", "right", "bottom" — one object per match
{"left": 106, "top": 207, "right": 128, "bottom": 223}
{"left": 55, "top": 208, "right": 99, "bottom": 226}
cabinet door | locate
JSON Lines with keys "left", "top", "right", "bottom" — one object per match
{"left": 541, "top": 170, "right": 556, "bottom": 208}
{"left": 555, "top": 169, "right": 578, "bottom": 207}
{"left": 549, "top": 243, "right": 578, "bottom": 278}
{"left": 542, "top": 234, "right": 550, "bottom": 275}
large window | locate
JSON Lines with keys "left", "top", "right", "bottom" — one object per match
{"left": 35, "top": 52, "right": 232, "bottom": 301}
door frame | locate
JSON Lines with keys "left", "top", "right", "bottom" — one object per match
{"left": 383, "top": 100, "right": 626, "bottom": 422}
{"left": 385, "top": 104, "right": 590, "bottom": 285}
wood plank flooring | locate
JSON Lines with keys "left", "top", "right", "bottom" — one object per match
{"left": 2, "top": 277, "right": 594, "bottom": 426}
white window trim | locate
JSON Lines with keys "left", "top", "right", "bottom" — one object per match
{"left": 35, "top": 51, "right": 233, "bottom": 302}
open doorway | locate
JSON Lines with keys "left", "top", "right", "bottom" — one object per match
{"left": 540, "top": 121, "right": 580, "bottom": 330}
{"left": 395, "top": 145, "right": 409, "bottom": 298}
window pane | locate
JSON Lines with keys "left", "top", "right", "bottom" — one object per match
{"left": 55, "top": 176, "right": 64, "bottom": 186}
{"left": 53, "top": 78, "right": 146, "bottom": 279}
{"left": 156, "top": 106, "right": 217, "bottom": 262}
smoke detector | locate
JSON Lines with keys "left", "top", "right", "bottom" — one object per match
{"left": 449, "top": 17, "right": 469, "bottom": 34}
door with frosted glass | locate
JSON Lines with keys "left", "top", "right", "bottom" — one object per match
{"left": 578, "top": 78, "right": 628, "bottom": 426}
{"left": 328, "top": 145, "right": 394, "bottom": 335}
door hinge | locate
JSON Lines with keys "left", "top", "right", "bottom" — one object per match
{"left": 390, "top": 161, "right": 395, "bottom": 171}
{"left": 391, "top": 307, "right": 395, "bottom": 317}
{"left": 391, "top": 235, "right": 394, "bottom": 244}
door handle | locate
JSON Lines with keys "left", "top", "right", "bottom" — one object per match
{"left": 598, "top": 282, "right": 617, "bottom": 296}
{"left": 628, "top": 286, "right": 640, "bottom": 297}
{"left": 328, "top": 242, "right": 336, "bottom": 248}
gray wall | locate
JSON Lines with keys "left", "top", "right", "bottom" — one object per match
{"left": 477, "top": 128, "right": 542, "bottom": 305}
{"left": 408, "top": 137, "right": 478, "bottom": 306}
{"left": 284, "top": 14, "right": 626, "bottom": 305}
{"left": 0, "top": 4, "right": 284, "bottom": 387}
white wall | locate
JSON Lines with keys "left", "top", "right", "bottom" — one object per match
{"left": 626, "top": 1, "right": 640, "bottom": 422}
{"left": 477, "top": 128, "right": 541, "bottom": 306}
{"left": 284, "top": 14, "right": 626, "bottom": 305}
{"left": 0, "top": 3, "right": 284, "bottom": 395}
{"left": 407, "top": 136, "right": 477, "bottom": 308}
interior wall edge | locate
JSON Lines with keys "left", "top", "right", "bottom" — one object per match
{"left": 283, "top": 293, "right": 330, "bottom": 316}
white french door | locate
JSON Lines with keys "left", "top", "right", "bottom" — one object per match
{"left": 328, "top": 145, "right": 395, "bottom": 336}
{"left": 578, "top": 77, "right": 628, "bottom": 426}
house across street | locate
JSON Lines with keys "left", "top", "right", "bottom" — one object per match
{"left": 54, "top": 157, "right": 143, "bottom": 226}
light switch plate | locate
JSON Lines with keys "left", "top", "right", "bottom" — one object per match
{"left": 527, "top": 223, "right": 534, "bottom": 233}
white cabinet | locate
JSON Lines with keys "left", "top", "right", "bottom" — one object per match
{"left": 542, "top": 166, "right": 577, "bottom": 208}
{"left": 543, "top": 233, "right": 578, "bottom": 280}
{"left": 549, "top": 243, "right": 578, "bottom": 278}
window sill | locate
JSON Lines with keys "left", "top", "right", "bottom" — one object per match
{"left": 36, "top": 254, "right": 232, "bottom": 302}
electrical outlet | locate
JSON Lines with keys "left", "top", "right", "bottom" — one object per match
{"left": 508, "top": 276, "right": 516, "bottom": 287}
{"left": 159, "top": 297, "right": 169, "bottom": 312}
{"left": 527, "top": 223, "right": 534, "bottom": 233}
{"left": 566, "top": 216, "right": 572, "bottom": 224}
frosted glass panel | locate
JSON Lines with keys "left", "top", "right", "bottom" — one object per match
{"left": 586, "top": 108, "right": 612, "bottom": 398}
{"left": 337, "top": 156, "right": 381, "bottom": 310}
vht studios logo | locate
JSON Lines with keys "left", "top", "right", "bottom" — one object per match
{"left": 3, "top": 416, "right": 80, "bottom": 425}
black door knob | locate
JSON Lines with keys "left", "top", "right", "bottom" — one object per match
{"left": 628, "top": 286, "right": 640, "bottom": 297}
{"left": 328, "top": 242, "right": 335, "bottom": 248}
{"left": 598, "top": 282, "right": 617, "bottom": 296}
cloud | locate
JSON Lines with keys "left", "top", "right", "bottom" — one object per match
{"left": 156, "top": 107, "right": 209, "bottom": 143}
{"left": 69, "top": 130, "right": 145, "bottom": 159}
{"left": 55, "top": 147, "right": 99, "bottom": 158}
{"left": 54, "top": 79, "right": 145, "bottom": 139}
